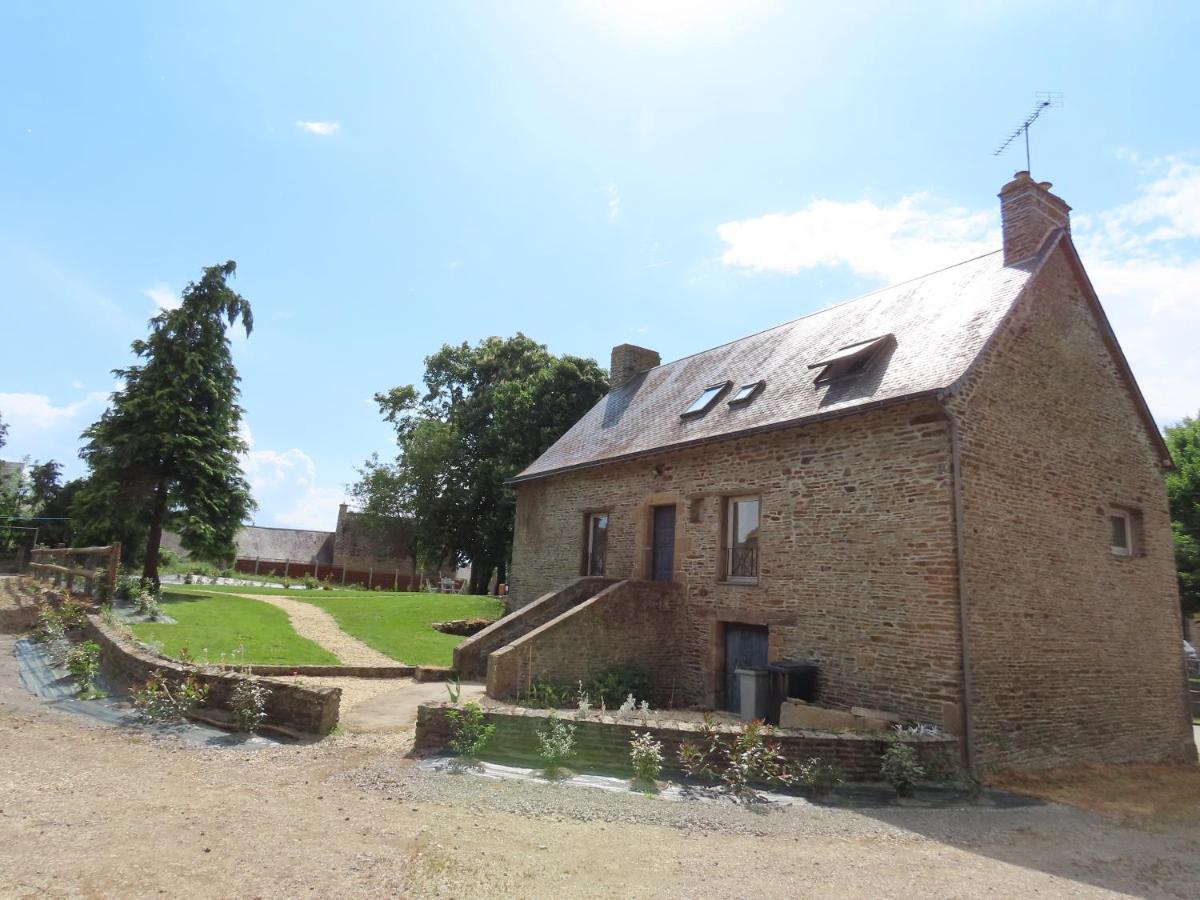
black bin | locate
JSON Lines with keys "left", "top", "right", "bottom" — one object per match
{"left": 766, "top": 660, "right": 820, "bottom": 725}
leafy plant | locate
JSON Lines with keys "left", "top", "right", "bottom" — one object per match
{"left": 66, "top": 641, "right": 103, "bottom": 697}
{"left": 302, "top": 575, "right": 319, "bottom": 590}
{"left": 34, "top": 603, "right": 71, "bottom": 663}
{"left": 880, "top": 741, "right": 925, "bottom": 798}
{"left": 446, "top": 676, "right": 462, "bottom": 704}
{"left": 134, "top": 586, "right": 162, "bottom": 620}
{"left": 230, "top": 677, "right": 270, "bottom": 732}
{"left": 630, "top": 731, "right": 664, "bottom": 784}
{"left": 794, "top": 757, "right": 844, "bottom": 798}
{"left": 575, "top": 681, "right": 591, "bottom": 718}
{"left": 678, "top": 717, "right": 794, "bottom": 802}
{"left": 446, "top": 701, "right": 495, "bottom": 762}
{"left": 586, "top": 665, "right": 651, "bottom": 709}
{"left": 130, "top": 670, "right": 210, "bottom": 722}
{"left": 536, "top": 712, "right": 576, "bottom": 776}
{"left": 59, "top": 597, "right": 89, "bottom": 630}
{"left": 520, "top": 676, "right": 572, "bottom": 709}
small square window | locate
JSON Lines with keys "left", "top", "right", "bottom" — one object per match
{"left": 1109, "top": 511, "right": 1132, "bottom": 556}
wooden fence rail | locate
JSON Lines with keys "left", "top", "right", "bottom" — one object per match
{"left": 30, "top": 543, "right": 121, "bottom": 599}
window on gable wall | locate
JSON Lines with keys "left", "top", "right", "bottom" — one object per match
{"left": 1109, "top": 509, "right": 1133, "bottom": 557}
{"left": 723, "top": 496, "right": 760, "bottom": 583}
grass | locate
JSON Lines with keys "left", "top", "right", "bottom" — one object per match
{"left": 294, "top": 592, "right": 504, "bottom": 667}
{"left": 130, "top": 589, "right": 341, "bottom": 666}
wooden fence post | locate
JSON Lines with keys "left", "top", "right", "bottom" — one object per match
{"left": 341, "top": 565, "right": 346, "bottom": 586}
{"left": 368, "top": 567, "right": 374, "bottom": 590}
{"left": 108, "top": 543, "right": 120, "bottom": 601}
{"left": 393, "top": 569, "right": 399, "bottom": 591}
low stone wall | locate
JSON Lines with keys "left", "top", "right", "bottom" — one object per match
{"left": 22, "top": 579, "right": 339, "bottom": 736}
{"left": 243, "top": 664, "right": 414, "bottom": 679}
{"left": 486, "top": 580, "right": 682, "bottom": 703}
{"left": 453, "top": 576, "right": 617, "bottom": 677}
{"left": 414, "top": 703, "right": 957, "bottom": 781}
{"left": 81, "top": 614, "right": 341, "bottom": 735}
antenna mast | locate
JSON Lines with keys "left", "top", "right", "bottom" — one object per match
{"left": 993, "top": 92, "right": 1063, "bottom": 172}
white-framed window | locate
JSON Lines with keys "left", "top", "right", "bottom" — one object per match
{"left": 586, "top": 512, "right": 609, "bottom": 575}
{"left": 1109, "top": 509, "right": 1133, "bottom": 557}
{"left": 723, "top": 495, "right": 760, "bottom": 583}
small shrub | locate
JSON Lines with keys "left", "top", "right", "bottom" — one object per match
{"left": 99, "top": 604, "right": 118, "bottom": 627}
{"left": 34, "top": 604, "right": 71, "bottom": 663}
{"left": 536, "top": 712, "right": 576, "bottom": 776}
{"left": 678, "top": 717, "right": 793, "bottom": 802}
{"left": 630, "top": 731, "right": 664, "bottom": 784}
{"left": 575, "top": 681, "right": 591, "bottom": 718}
{"left": 60, "top": 597, "right": 89, "bottom": 629}
{"left": 794, "top": 757, "right": 844, "bottom": 798}
{"left": 230, "top": 677, "right": 270, "bottom": 732}
{"left": 880, "top": 742, "right": 925, "bottom": 798}
{"left": 521, "top": 676, "right": 572, "bottom": 709}
{"left": 130, "top": 670, "right": 210, "bottom": 723}
{"left": 302, "top": 575, "right": 319, "bottom": 590}
{"left": 134, "top": 586, "right": 162, "bottom": 620}
{"left": 587, "top": 665, "right": 651, "bottom": 709}
{"left": 446, "top": 701, "right": 495, "bottom": 761}
{"left": 446, "top": 677, "right": 462, "bottom": 704}
{"left": 66, "top": 641, "right": 103, "bottom": 697}
{"left": 114, "top": 573, "right": 140, "bottom": 603}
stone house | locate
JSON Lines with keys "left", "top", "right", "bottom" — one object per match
{"left": 457, "top": 172, "right": 1195, "bottom": 771}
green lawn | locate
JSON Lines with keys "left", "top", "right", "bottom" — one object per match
{"left": 295, "top": 592, "right": 504, "bottom": 667}
{"left": 131, "top": 589, "right": 341, "bottom": 666}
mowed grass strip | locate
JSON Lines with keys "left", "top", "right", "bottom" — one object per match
{"left": 131, "top": 589, "right": 341, "bottom": 666}
{"left": 293, "top": 592, "right": 505, "bottom": 667}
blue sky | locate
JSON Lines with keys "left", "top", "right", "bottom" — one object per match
{"left": 2, "top": 1, "right": 1198, "bottom": 530}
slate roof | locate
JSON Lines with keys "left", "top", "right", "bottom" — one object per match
{"left": 513, "top": 248, "right": 1037, "bottom": 482}
{"left": 236, "top": 526, "right": 335, "bottom": 563}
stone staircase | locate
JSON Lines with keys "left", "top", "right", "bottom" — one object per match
{"left": 452, "top": 577, "right": 618, "bottom": 678}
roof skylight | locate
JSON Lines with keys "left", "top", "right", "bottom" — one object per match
{"left": 728, "top": 381, "right": 765, "bottom": 406}
{"left": 682, "top": 381, "right": 730, "bottom": 418}
{"left": 808, "top": 334, "right": 894, "bottom": 384}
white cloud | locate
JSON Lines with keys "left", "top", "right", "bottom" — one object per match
{"left": 715, "top": 155, "right": 1200, "bottom": 424}
{"left": 240, "top": 429, "right": 348, "bottom": 531}
{"left": 607, "top": 183, "right": 621, "bottom": 219}
{"left": 718, "top": 194, "right": 999, "bottom": 283}
{"left": 141, "top": 281, "right": 180, "bottom": 311}
{"left": 0, "top": 391, "right": 110, "bottom": 432}
{"left": 296, "top": 120, "right": 341, "bottom": 136}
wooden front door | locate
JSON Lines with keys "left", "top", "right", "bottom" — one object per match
{"left": 724, "top": 624, "right": 769, "bottom": 713}
{"left": 651, "top": 505, "right": 676, "bottom": 582}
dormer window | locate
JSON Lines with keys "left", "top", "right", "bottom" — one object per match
{"left": 808, "top": 334, "right": 895, "bottom": 384}
{"left": 728, "top": 381, "right": 765, "bottom": 406}
{"left": 682, "top": 381, "right": 730, "bottom": 418}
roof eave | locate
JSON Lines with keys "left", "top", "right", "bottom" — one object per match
{"left": 505, "top": 388, "right": 945, "bottom": 485}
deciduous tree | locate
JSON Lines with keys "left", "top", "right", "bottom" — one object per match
{"left": 1166, "top": 415, "right": 1200, "bottom": 618}
{"left": 355, "top": 334, "right": 608, "bottom": 594}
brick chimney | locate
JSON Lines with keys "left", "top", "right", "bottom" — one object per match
{"left": 609, "top": 343, "right": 660, "bottom": 391}
{"left": 999, "top": 171, "right": 1071, "bottom": 266}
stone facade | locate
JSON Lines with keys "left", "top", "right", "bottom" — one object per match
{"left": 332, "top": 504, "right": 415, "bottom": 574}
{"left": 505, "top": 174, "right": 1193, "bottom": 771}
{"left": 510, "top": 399, "right": 966, "bottom": 731}
{"left": 946, "top": 243, "right": 1194, "bottom": 769}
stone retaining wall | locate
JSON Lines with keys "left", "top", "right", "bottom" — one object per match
{"left": 453, "top": 576, "right": 616, "bottom": 678}
{"left": 414, "top": 702, "right": 957, "bottom": 781}
{"left": 486, "top": 579, "right": 682, "bottom": 703}
{"left": 31, "top": 586, "right": 342, "bottom": 736}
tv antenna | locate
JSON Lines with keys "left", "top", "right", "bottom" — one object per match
{"left": 993, "top": 92, "right": 1063, "bottom": 172}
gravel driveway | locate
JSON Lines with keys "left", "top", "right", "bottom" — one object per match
{"left": 2, "top": 578, "right": 1200, "bottom": 898}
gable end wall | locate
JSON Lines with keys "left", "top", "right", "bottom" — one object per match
{"left": 947, "top": 243, "right": 1194, "bottom": 770}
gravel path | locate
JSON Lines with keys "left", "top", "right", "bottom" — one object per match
{"left": 243, "top": 593, "right": 398, "bottom": 666}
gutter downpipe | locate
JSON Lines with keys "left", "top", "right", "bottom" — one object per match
{"left": 944, "top": 405, "right": 977, "bottom": 775}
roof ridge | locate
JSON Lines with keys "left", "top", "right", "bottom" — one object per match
{"left": 637, "top": 248, "right": 1004, "bottom": 376}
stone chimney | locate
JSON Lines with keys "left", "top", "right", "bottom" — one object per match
{"left": 609, "top": 343, "right": 660, "bottom": 391}
{"left": 999, "top": 171, "right": 1071, "bottom": 266}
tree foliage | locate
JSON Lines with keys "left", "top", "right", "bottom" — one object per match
{"left": 1166, "top": 415, "right": 1200, "bottom": 618}
{"left": 74, "top": 261, "right": 255, "bottom": 584}
{"left": 354, "top": 334, "right": 608, "bottom": 593}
